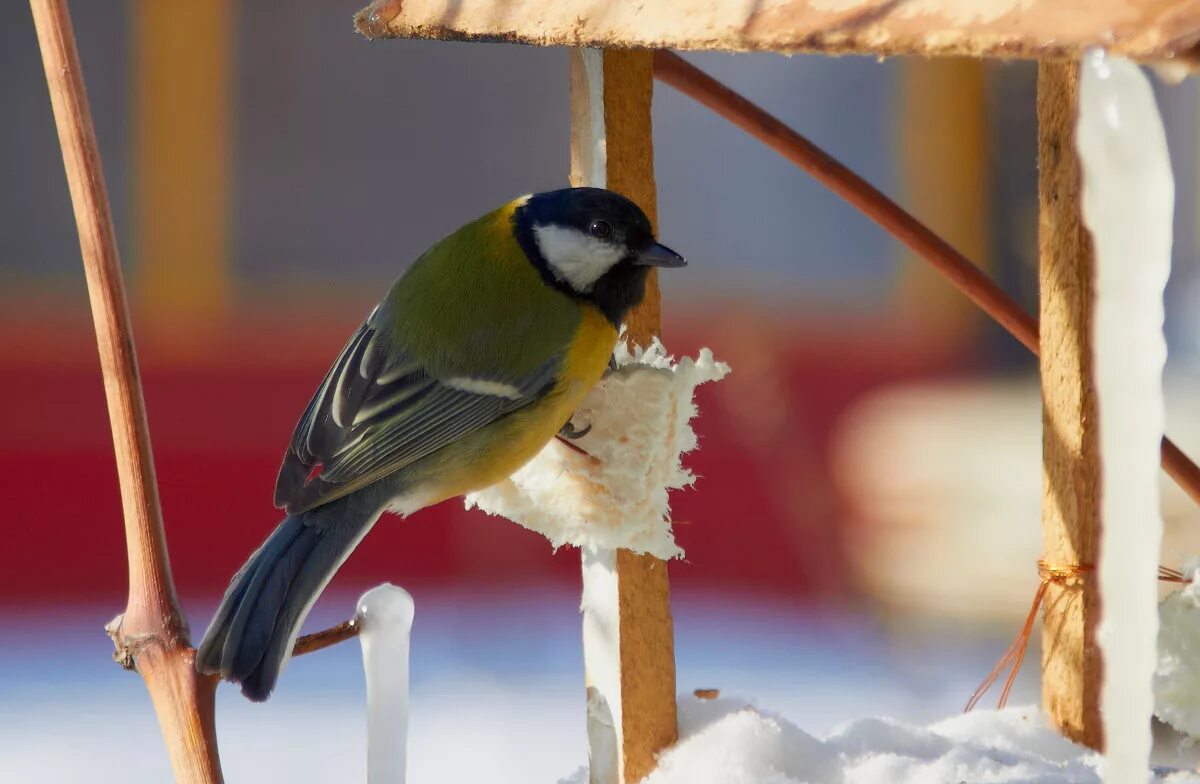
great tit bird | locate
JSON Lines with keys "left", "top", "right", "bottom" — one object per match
{"left": 196, "top": 187, "right": 685, "bottom": 701}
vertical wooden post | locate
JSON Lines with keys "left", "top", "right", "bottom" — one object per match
{"left": 1037, "top": 60, "right": 1103, "bottom": 750}
{"left": 570, "top": 48, "right": 678, "bottom": 784}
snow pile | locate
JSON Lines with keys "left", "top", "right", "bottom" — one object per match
{"left": 644, "top": 697, "right": 842, "bottom": 784}
{"left": 561, "top": 697, "right": 1199, "bottom": 784}
{"left": 1078, "top": 50, "right": 1175, "bottom": 782}
{"left": 465, "top": 338, "right": 729, "bottom": 559}
{"left": 357, "top": 583, "right": 415, "bottom": 784}
{"left": 1156, "top": 565, "right": 1200, "bottom": 738}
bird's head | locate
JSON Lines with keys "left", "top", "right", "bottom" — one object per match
{"left": 513, "top": 187, "right": 686, "bottom": 326}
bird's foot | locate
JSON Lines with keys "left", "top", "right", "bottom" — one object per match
{"left": 556, "top": 418, "right": 599, "bottom": 462}
{"left": 559, "top": 420, "right": 592, "bottom": 440}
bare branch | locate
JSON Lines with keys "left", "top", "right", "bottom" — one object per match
{"left": 29, "top": 1, "right": 222, "bottom": 781}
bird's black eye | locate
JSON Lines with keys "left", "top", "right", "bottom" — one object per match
{"left": 589, "top": 219, "right": 612, "bottom": 239}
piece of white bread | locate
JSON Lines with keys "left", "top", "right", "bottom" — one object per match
{"left": 465, "top": 338, "right": 730, "bottom": 559}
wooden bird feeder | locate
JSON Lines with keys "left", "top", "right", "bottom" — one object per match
{"left": 350, "top": 0, "right": 1200, "bottom": 775}
{"left": 28, "top": 0, "right": 1200, "bottom": 781}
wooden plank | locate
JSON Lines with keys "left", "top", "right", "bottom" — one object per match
{"left": 356, "top": 0, "right": 1200, "bottom": 65}
{"left": 134, "top": 0, "right": 231, "bottom": 339}
{"left": 570, "top": 48, "right": 679, "bottom": 784}
{"left": 613, "top": 550, "right": 677, "bottom": 782}
{"left": 1037, "top": 60, "right": 1103, "bottom": 750}
{"left": 895, "top": 58, "right": 989, "bottom": 342}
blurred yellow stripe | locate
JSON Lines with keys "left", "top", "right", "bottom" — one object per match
{"left": 895, "top": 58, "right": 989, "bottom": 340}
{"left": 133, "top": 0, "right": 232, "bottom": 337}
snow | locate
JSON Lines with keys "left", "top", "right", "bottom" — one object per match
{"left": 1157, "top": 564, "right": 1200, "bottom": 738}
{"left": 465, "top": 338, "right": 730, "bottom": 559}
{"left": 575, "top": 47, "right": 606, "bottom": 187}
{"left": 643, "top": 697, "right": 841, "bottom": 784}
{"left": 20, "top": 592, "right": 1200, "bottom": 783}
{"left": 357, "top": 583, "right": 416, "bottom": 784}
{"left": 1078, "top": 50, "right": 1175, "bottom": 784}
{"left": 557, "top": 697, "right": 1200, "bottom": 784}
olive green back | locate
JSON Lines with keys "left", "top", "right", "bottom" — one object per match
{"left": 382, "top": 203, "right": 581, "bottom": 377}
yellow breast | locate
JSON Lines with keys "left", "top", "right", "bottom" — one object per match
{"left": 555, "top": 304, "right": 621, "bottom": 401}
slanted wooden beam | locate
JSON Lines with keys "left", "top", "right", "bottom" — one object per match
{"left": 356, "top": 0, "right": 1200, "bottom": 65}
{"left": 1037, "top": 60, "right": 1103, "bottom": 750}
{"left": 570, "top": 49, "right": 678, "bottom": 784}
{"left": 652, "top": 51, "right": 1200, "bottom": 505}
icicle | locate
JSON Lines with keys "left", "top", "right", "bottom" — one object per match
{"left": 358, "top": 583, "right": 416, "bottom": 784}
{"left": 1077, "top": 50, "right": 1174, "bottom": 784}
{"left": 581, "top": 546, "right": 622, "bottom": 783}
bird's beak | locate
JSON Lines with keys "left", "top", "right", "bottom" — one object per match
{"left": 635, "top": 242, "right": 687, "bottom": 268}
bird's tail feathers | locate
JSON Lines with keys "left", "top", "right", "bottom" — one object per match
{"left": 196, "top": 502, "right": 380, "bottom": 701}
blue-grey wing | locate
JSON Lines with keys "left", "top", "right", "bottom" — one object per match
{"left": 274, "top": 308, "right": 562, "bottom": 515}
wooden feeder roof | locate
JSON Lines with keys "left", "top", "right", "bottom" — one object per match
{"left": 355, "top": 0, "right": 1200, "bottom": 64}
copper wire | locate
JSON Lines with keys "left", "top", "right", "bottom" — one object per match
{"left": 966, "top": 562, "right": 1189, "bottom": 711}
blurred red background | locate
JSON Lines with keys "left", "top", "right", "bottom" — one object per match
{"left": 1, "top": 307, "right": 954, "bottom": 607}
{"left": 19, "top": 1, "right": 1195, "bottom": 618}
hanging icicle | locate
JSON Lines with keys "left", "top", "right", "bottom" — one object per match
{"left": 1077, "top": 50, "right": 1174, "bottom": 783}
{"left": 358, "top": 583, "right": 416, "bottom": 784}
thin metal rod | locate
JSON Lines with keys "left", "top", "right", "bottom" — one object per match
{"left": 652, "top": 50, "right": 1200, "bottom": 508}
{"left": 294, "top": 619, "right": 359, "bottom": 657}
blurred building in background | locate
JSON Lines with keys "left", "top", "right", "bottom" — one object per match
{"left": 3, "top": 1, "right": 1200, "bottom": 622}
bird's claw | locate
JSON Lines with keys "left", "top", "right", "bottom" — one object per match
{"left": 559, "top": 420, "right": 592, "bottom": 440}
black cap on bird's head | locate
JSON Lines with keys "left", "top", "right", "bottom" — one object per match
{"left": 513, "top": 187, "right": 686, "bottom": 327}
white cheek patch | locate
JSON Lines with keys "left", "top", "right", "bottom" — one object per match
{"left": 532, "top": 224, "right": 625, "bottom": 292}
